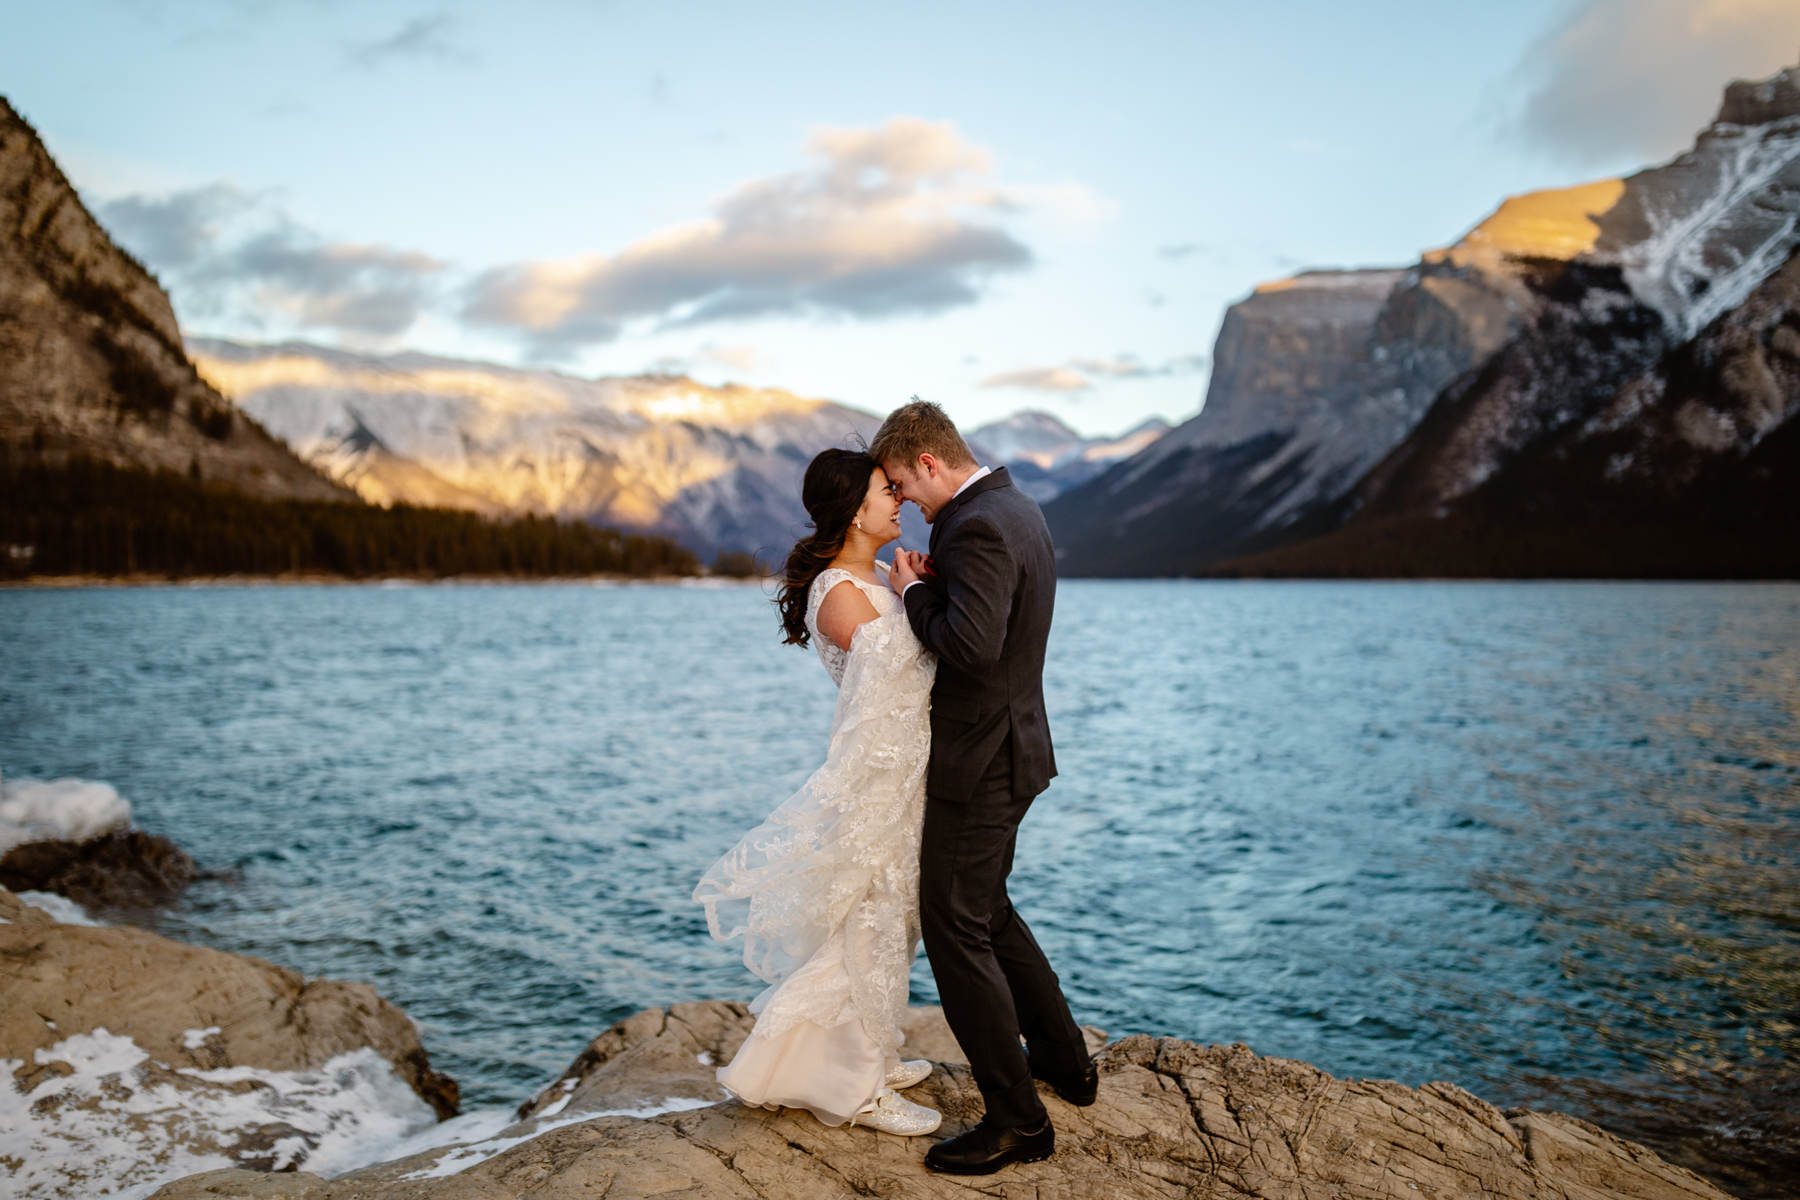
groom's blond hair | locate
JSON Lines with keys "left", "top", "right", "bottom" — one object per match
{"left": 869, "top": 398, "right": 976, "bottom": 470}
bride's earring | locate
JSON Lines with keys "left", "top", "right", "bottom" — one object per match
{"left": 855, "top": 519, "right": 862, "bottom": 530}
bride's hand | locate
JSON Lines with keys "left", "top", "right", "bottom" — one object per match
{"left": 889, "top": 550, "right": 921, "bottom": 595}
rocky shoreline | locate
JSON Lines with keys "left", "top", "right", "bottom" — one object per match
{"left": 0, "top": 875, "right": 1740, "bottom": 1200}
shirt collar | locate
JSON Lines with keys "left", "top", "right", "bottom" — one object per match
{"left": 949, "top": 465, "right": 992, "bottom": 502}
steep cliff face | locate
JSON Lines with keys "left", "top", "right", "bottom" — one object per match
{"left": 1356, "top": 65, "right": 1800, "bottom": 517}
{"left": 0, "top": 98, "right": 346, "bottom": 502}
{"left": 1227, "top": 245, "right": 1800, "bottom": 578}
{"left": 1046, "top": 265, "right": 1513, "bottom": 574}
{"left": 1048, "top": 64, "right": 1800, "bottom": 577}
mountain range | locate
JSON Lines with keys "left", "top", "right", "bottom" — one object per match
{"left": 9, "top": 62, "right": 1797, "bottom": 581}
{"left": 1044, "top": 64, "right": 1800, "bottom": 578}
{"left": 189, "top": 341, "right": 1167, "bottom": 560}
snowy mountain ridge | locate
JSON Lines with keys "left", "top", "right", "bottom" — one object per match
{"left": 191, "top": 339, "right": 885, "bottom": 558}
{"left": 968, "top": 410, "right": 1171, "bottom": 471}
{"left": 190, "top": 339, "right": 1166, "bottom": 557}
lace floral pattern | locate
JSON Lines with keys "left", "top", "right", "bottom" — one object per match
{"left": 694, "top": 564, "right": 935, "bottom": 1053}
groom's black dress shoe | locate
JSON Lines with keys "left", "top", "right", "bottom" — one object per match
{"left": 924, "top": 1119, "right": 1054, "bottom": 1174}
{"left": 1027, "top": 1048, "right": 1099, "bottom": 1106}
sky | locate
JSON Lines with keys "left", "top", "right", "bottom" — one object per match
{"left": 7, "top": 0, "right": 1798, "bottom": 437}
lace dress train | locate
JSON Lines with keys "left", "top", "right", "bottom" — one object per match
{"left": 693, "top": 565, "right": 935, "bottom": 1125}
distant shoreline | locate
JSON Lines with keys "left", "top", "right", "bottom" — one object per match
{"left": 0, "top": 572, "right": 764, "bottom": 590}
{"left": 6, "top": 573, "right": 1797, "bottom": 590}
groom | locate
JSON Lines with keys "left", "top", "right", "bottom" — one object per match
{"left": 873, "top": 399, "right": 1096, "bottom": 1175}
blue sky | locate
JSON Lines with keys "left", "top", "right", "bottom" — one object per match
{"left": 7, "top": 0, "right": 1797, "bottom": 435}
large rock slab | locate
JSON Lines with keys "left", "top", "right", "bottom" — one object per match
{"left": 150, "top": 1002, "right": 1734, "bottom": 1200}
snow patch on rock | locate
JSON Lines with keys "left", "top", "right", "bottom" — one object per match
{"left": 0, "top": 775, "right": 132, "bottom": 853}
{"left": 0, "top": 1029, "right": 438, "bottom": 1200}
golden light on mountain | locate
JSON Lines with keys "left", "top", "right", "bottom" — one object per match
{"left": 1427, "top": 177, "right": 1628, "bottom": 268}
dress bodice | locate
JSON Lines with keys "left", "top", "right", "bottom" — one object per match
{"left": 806, "top": 563, "right": 898, "bottom": 686}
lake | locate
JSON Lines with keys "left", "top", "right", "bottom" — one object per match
{"left": 2, "top": 579, "right": 1795, "bottom": 1195}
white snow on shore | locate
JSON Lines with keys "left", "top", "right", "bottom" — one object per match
{"left": 16, "top": 890, "right": 104, "bottom": 925}
{"left": 0, "top": 1028, "right": 438, "bottom": 1200}
{"left": 397, "top": 1096, "right": 717, "bottom": 1180}
{"left": 0, "top": 775, "right": 132, "bottom": 852}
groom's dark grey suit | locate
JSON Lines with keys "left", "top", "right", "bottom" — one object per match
{"left": 901, "top": 465, "right": 1087, "bottom": 1130}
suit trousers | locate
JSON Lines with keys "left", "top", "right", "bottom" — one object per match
{"left": 919, "top": 739, "right": 1087, "bottom": 1129}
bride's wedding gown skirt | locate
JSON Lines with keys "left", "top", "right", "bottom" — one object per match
{"left": 695, "top": 565, "right": 935, "bottom": 1127}
{"left": 716, "top": 928, "right": 889, "bottom": 1125}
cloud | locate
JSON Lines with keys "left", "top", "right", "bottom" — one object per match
{"left": 210, "top": 227, "right": 445, "bottom": 337}
{"left": 981, "top": 366, "right": 1092, "bottom": 392}
{"left": 96, "top": 184, "right": 249, "bottom": 270}
{"left": 982, "top": 353, "right": 1210, "bottom": 393}
{"left": 1504, "top": 0, "right": 1800, "bottom": 165}
{"left": 1158, "top": 242, "right": 1201, "bottom": 260}
{"left": 1071, "top": 353, "right": 1209, "bottom": 378}
{"left": 647, "top": 342, "right": 762, "bottom": 376}
{"left": 462, "top": 117, "right": 1046, "bottom": 355}
{"left": 345, "top": 13, "right": 468, "bottom": 68}
{"left": 96, "top": 184, "right": 444, "bottom": 339}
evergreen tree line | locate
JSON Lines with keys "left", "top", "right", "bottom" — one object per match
{"left": 1, "top": 457, "right": 701, "bottom": 580}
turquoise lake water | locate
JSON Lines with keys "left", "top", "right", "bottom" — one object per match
{"left": 2, "top": 580, "right": 1794, "bottom": 1193}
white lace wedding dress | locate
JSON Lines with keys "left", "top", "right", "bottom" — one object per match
{"left": 693, "top": 561, "right": 936, "bottom": 1125}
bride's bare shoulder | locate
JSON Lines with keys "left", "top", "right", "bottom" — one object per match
{"left": 815, "top": 577, "right": 880, "bottom": 652}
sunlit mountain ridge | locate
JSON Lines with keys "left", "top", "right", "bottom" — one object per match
{"left": 192, "top": 340, "right": 1166, "bottom": 559}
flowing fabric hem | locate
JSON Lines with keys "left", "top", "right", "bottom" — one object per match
{"left": 716, "top": 1015, "right": 891, "bottom": 1128}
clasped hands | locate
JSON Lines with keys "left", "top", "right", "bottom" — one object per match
{"left": 887, "top": 548, "right": 932, "bottom": 595}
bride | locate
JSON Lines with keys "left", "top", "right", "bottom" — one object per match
{"left": 693, "top": 447, "right": 942, "bottom": 1136}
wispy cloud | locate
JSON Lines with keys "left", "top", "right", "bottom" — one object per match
{"left": 461, "top": 117, "right": 1070, "bottom": 356}
{"left": 1071, "top": 354, "right": 1209, "bottom": 379}
{"left": 96, "top": 185, "right": 444, "bottom": 340}
{"left": 981, "top": 366, "right": 1092, "bottom": 392}
{"left": 1502, "top": 0, "right": 1800, "bottom": 165}
{"left": 96, "top": 184, "right": 246, "bottom": 269}
{"left": 982, "top": 352, "right": 1209, "bottom": 393}
{"left": 345, "top": 13, "right": 470, "bottom": 68}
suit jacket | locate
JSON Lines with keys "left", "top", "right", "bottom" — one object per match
{"left": 902, "top": 466, "right": 1057, "bottom": 803}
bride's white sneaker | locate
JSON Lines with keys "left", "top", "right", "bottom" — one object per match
{"left": 886, "top": 1059, "right": 932, "bottom": 1089}
{"left": 851, "top": 1088, "right": 942, "bottom": 1136}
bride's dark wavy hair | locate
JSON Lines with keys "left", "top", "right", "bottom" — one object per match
{"left": 777, "top": 448, "right": 877, "bottom": 647}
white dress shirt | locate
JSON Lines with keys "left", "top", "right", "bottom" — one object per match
{"left": 901, "top": 466, "right": 990, "bottom": 598}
